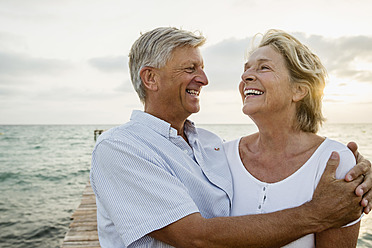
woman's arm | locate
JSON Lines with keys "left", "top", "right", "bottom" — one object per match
{"left": 314, "top": 144, "right": 362, "bottom": 247}
{"left": 315, "top": 222, "right": 360, "bottom": 248}
{"left": 149, "top": 153, "right": 363, "bottom": 248}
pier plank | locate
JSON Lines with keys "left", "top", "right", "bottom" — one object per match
{"left": 62, "top": 182, "right": 100, "bottom": 248}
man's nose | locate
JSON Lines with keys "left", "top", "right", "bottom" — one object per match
{"left": 196, "top": 69, "right": 209, "bottom": 86}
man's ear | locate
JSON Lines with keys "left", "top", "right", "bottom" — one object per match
{"left": 292, "top": 83, "right": 309, "bottom": 102}
{"left": 140, "top": 66, "right": 158, "bottom": 92}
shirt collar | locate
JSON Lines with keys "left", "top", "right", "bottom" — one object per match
{"left": 130, "top": 110, "right": 197, "bottom": 140}
{"left": 184, "top": 119, "right": 198, "bottom": 142}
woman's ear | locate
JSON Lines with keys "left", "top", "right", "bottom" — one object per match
{"left": 140, "top": 66, "right": 158, "bottom": 92}
{"left": 292, "top": 83, "right": 309, "bottom": 102}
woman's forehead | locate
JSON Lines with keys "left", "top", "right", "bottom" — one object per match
{"left": 245, "top": 46, "right": 283, "bottom": 67}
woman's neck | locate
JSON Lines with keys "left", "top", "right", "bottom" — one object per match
{"left": 248, "top": 112, "right": 303, "bottom": 155}
{"left": 239, "top": 114, "right": 324, "bottom": 183}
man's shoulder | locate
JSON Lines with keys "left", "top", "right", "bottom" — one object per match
{"left": 97, "top": 123, "right": 132, "bottom": 140}
{"left": 95, "top": 121, "right": 149, "bottom": 146}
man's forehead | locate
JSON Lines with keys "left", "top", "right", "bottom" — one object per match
{"left": 170, "top": 47, "right": 204, "bottom": 64}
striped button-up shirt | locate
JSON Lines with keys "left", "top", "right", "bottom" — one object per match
{"left": 90, "top": 110, "right": 233, "bottom": 247}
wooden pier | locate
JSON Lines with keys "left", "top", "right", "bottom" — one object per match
{"left": 94, "top": 130, "right": 105, "bottom": 141}
{"left": 62, "top": 181, "right": 100, "bottom": 248}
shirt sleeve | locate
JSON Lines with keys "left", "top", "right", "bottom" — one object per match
{"left": 335, "top": 149, "right": 356, "bottom": 180}
{"left": 334, "top": 147, "right": 362, "bottom": 227}
{"left": 91, "top": 138, "right": 200, "bottom": 246}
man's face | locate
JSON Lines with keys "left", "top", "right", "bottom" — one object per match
{"left": 155, "top": 46, "right": 208, "bottom": 120}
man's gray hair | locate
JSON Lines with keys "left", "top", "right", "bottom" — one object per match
{"left": 128, "top": 27, "right": 206, "bottom": 103}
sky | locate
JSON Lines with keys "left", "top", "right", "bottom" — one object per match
{"left": 1, "top": 0, "right": 372, "bottom": 124}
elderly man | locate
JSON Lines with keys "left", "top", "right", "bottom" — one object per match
{"left": 90, "top": 27, "right": 372, "bottom": 247}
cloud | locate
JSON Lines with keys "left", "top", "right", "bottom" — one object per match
{"left": 0, "top": 85, "right": 24, "bottom": 97}
{"left": 82, "top": 32, "right": 372, "bottom": 99}
{"left": 88, "top": 56, "right": 128, "bottom": 73}
{"left": 202, "top": 37, "right": 251, "bottom": 91}
{"left": 32, "top": 85, "right": 123, "bottom": 101}
{"left": 84, "top": 33, "right": 372, "bottom": 95}
{"left": 0, "top": 32, "right": 26, "bottom": 51}
{"left": 292, "top": 32, "right": 372, "bottom": 83}
{"left": 114, "top": 79, "right": 134, "bottom": 92}
{"left": 0, "top": 51, "right": 73, "bottom": 76}
{"left": 200, "top": 32, "right": 372, "bottom": 93}
{"left": 334, "top": 69, "right": 372, "bottom": 82}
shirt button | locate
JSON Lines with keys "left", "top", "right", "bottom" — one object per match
{"left": 258, "top": 205, "right": 262, "bottom": 209}
{"left": 263, "top": 187, "right": 266, "bottom": 191}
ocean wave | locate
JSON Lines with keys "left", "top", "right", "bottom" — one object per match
{"left": 0, "top": 220, "right": 16, "bottom": 228}
{"left": 24, "top": 224, "right": 60, "bottom": 240}
{"left": 358, "top": 232, "right": 372, "bottom": 248}
{"left": 0, "top": 172, "right": 20, "bottom": 182}
{"left": 0, "top": 223, "right": 66, "bottom": 248}
{"left": 0, "top": 136, "right": 20, "bottom": 141}
{"left": 34, "top": 173, "right": 68, "bottom": 182}
{"left": 1, "top": 124, "right": 368, "bottom": 247}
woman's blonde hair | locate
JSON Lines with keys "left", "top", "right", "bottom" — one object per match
{"left": 255, "top": 29, "right": 327, "bottom": 133}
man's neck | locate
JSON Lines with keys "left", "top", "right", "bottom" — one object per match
{"left": 144, "top": 108, "right": 189, "bottom": 142}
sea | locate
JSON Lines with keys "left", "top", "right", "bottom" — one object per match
{"left": 0, "top": 123, "right": 371, "bottom": 247}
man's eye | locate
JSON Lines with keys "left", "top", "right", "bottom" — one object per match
{"left": 185, "top": 67, "right": 195, "bottom": 72}
{"left": 261, "top": 65, "right": 270, "bottom": 70}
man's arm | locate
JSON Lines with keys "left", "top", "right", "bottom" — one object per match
{"left": 150, "top": 152, "right": 363, "bottom": 248}
{"left": 346, "top": 142, "right": 372, "bottom": 214}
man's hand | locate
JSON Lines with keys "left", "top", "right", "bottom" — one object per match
{"left": 310, "top": 152, "right": 363, "bottom": 230}
{"left": 346, "top": 142, "right": 372, "bottom": 214}
{"left": 151, "top": 152, "right": 365, "bottom": 247}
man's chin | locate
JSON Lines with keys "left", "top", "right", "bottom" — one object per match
{"left": 187, "top": 105, "right": 201, "bottom": 115}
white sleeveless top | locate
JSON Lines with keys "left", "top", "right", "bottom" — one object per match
{"left": 223, "top": 137, "right": 357, "bottom": 247}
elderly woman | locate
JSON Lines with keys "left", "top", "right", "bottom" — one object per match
{"left": 223, "top": 29, "right": 361, "bottom": 247}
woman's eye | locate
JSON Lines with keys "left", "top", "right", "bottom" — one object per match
{"left": 261, "top": 65, "right": 270, "bottom": 70}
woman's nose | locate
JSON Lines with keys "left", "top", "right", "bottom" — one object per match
{"left": 241, "top": 70, "right": 256, "bottom": 82}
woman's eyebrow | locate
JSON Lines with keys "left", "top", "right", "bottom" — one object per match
{"left": 244, "top": 58, "right": 272, "bottom": 69}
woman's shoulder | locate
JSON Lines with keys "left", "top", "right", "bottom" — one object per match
{"left": 322, "top": 138, "right": 352, "bottom": 153}
{"left": 223, "top": 133, "right": 258, "bottom": 150}
{"left": 316, "top": 137, "right": 356, "bottom": 179}
{"left": 238, "top": 133, "right": 259, "bottom": 145}
{"left": 314, "top": 137, "right": 354, "bottom": 163}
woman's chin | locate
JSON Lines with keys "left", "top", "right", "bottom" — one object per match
{"left": 242, "top": 106, "right": 258, "bottom": 117}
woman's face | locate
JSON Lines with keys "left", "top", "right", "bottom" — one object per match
{"left": 239, "top": 45, "right": 296, "bottom": 118}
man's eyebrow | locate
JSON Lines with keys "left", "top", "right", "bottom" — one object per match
{"left": 180, "top": 61, "right": 204, "bottom": 67}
